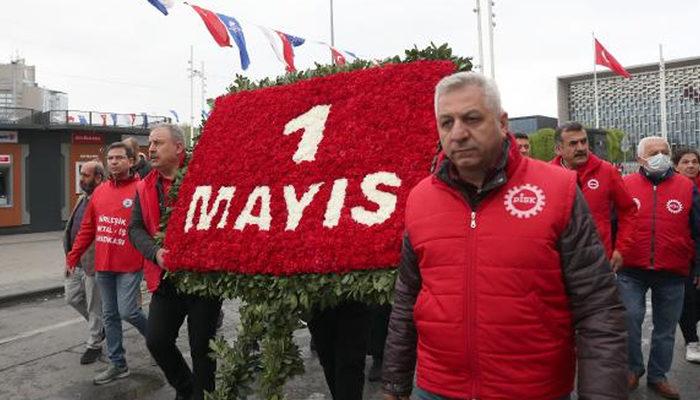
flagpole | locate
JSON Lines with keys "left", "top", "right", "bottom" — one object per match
{"left": 330, "top": 0, "right": 335, "bottom": 47}
{"left": 201, "top": 60, "right": 206, "bottom": 128}
{"left": 659, "top": 43, "right": 668, "bottom": 140}
{"left": 487, "top": 0, "right": 496, "bottom": 78}
{"left": 473, "top": 0, "right": 484, "bottom": 73}
{"left": 189, "top": 45, "right": 195, "bottom": 144}
{"left": 593, "top": 32, "right": 599, "bottom": 129}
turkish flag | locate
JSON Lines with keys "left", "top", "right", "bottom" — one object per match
{"left": 330, "top": 47, "right": 346, "bottom": 66}
{"left": 190, "top": 5, "right": 231, "bottom": 47}
{"left": 595, "top": 39, "right": 631, "bottom": 78}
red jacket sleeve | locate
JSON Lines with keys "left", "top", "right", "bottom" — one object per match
{"left": 610, "top": 168, "right": 638, "bottom": 255}
{"left": 66, "top": 198, "right": 97, "bottom": 267}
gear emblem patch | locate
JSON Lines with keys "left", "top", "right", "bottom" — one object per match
{"left": 587, "top": 179, "right": 599, "bottom": 190}
{"left": 666, "top": 199, "right": 683, "bottom": 214}
{"left": 503, "top": 184, "right": 546, "bottom": 219}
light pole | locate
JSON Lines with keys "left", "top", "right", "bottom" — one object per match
{"left": 473, "top": 0, "right": 484, "bottom": 72}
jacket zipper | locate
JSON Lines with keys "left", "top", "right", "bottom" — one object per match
{"left": 467, "top": 207, "right": 479, "bottom": 398}
{"left": 650, "top": 185, "right": 657, "bottom": 269}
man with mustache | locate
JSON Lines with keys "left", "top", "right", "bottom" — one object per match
{"left": 381, "top": 72, "right": 627, "bottom": 400}
{"left": 63, "top": 160, "right": 105, "bottom": 365}
{"left": 551, "top": 122, "right": 638, "bottom": 273}
{"left": 129, "top": 124, "right": 222, "bottom": 400}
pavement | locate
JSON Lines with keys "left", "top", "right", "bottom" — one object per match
{"left": 0, "top": 232, "right": 699, "bottom": 399}
{"left": 0, "top": 231, "right": 65, "bottom": 304}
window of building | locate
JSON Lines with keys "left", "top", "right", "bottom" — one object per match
{"left": 0, "top": 155, "right": 11, "bottom": 207}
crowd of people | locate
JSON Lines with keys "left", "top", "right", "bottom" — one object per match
{"left": 61, "top": 71, "right": 700, "bottom": 400}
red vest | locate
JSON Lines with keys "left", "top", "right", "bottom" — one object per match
{"left": 622, "top": 172, "right": 694, "bottom": 276}
{"left": 136, "top": 169, "right": 166, "bottom": 292}
{"left": 550, "top": 154, "right": 636, "bottom": 257}
{"left": 67, "top": 176, "right": 144, "bottom": 273}
{"left": 406, "top": 148, "right": 577, "bottom": 399}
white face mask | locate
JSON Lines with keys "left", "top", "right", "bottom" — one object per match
{"left": 643, "top": 153, "right": 672, "bottom": 174}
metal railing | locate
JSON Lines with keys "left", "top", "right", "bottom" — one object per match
{"left": 0, "top": 107, "right": 41, "bottom": 125}
{"left": 0, "top": 107, "right": 171, "bottom": 130}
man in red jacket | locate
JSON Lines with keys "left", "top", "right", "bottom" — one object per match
{"left": 381, "top": 72, "right": 627, "bottom": 400}
{"left": 550, "top": 122, "right": 637, "bottom": 272}
{"left": 620, "top": 136, "right": 700, "bottom": 399}
{"left": 67, "top": 142, "right": 147, "bottom": 385}
{"left": 129, "top": 124, "right": 222, "bottom": 400}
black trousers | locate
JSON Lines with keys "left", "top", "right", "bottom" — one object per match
{"left": 367, "top": 304, "right": 391, "bottom": 359}
{"left": 679, "top": 277, "right": 700, "bottom": 344}
{"left": 308, "top": 301, "right": 371, "bottom": 400}
{"left": 146, "top": 279, "right": 222, "bottom": 400}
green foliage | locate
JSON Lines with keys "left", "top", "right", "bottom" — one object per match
{"left": 226, "top": 42, "right": 471, "bottom": 95}
{"left": 161, "top": 43, "right": 470, "bottom": 399}
{"left": 606, "top": 128, "right": 628, "bottom": 162}
{"left": 529, "top": 128, "right": 556, "bottom": 161}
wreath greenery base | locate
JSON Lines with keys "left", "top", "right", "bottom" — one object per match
{"left": 160, "top": 43, "right": 471, "bottom": 399}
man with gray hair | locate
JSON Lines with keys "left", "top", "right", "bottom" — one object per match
{"left": 129, "top": 123, "right": 222, "bottom": 400}
{"left": 381, "top": 71, "right": 627, "bottom": 399}
{"left": 619, "top": 136, "right": 700, "bottom": 398}
{"left": 63, "top": 160, "right": 105, "bottom": 364}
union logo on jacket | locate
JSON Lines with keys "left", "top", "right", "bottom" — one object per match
{"left": 67, "top": 175, "right": 144, "bottom": 273}
{"left": 622, "top": 171, "right": 694, "bottom": 276}
{"left": 406, "top": 147, "right": 578, "bottom": 399}
{"left": 550, "top": 153, "right": 637, "bottom": 258}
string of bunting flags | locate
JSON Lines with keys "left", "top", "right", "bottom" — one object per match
{"left": 146, "top": 0, "right": 358, "bottom": 72}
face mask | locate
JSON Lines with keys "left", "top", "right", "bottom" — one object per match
{"left": 643, "top": 153, "right": 672, "bottom": 174}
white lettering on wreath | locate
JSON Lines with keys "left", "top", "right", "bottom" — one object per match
{"left": 283, "top": 104, "right": 331, "bottom": 164}
{"left": 184, "top": 105, "right": 404, "bottom": 233}
{"left": 284, "top": 182, "right": 324, "bottom": 230}
{"left": 351, "top": 172, "right": 402, "bottom": 226}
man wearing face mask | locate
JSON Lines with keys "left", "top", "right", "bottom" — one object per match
{"left": 620, "top": 136, "right": 700, "bottom": 399}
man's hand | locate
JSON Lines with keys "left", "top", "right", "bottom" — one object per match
{"left": 382, "top": 395, "right": 409, "bottom": 400}
{"left": 609, "top": 250, "right": 623, "bottom": 272}
{"left": 156, "top": 248, "right": 169, "bottom": 269}
{"left": 694, "top": 275, "right": 700, "bottom": 289}
{"left": 65, "top": 263, "right": 75, "bottom": 277}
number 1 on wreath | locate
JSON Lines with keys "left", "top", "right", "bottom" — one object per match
{"left": 283, "top": 104, "right": 331, "bottom": 164}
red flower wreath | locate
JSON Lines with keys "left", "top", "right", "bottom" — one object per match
{"left": 164, "top": 60, "right": 456, "bottom": 275}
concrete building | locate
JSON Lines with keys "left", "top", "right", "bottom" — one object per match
{"left": 558, "top": 56, "right": 700, "bottom": 149}
{"left": 508, "top": 115, "right": 558, "bottom": 134}
{"left": 0, "top": 58, "right": 68, "bottom": 120}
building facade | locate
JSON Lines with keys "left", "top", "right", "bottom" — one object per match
{"left": 0, "top": 58, "right": 68, "bottom": 114}
{"left": 558, "top": 56, "right": 700, "bottom": 149}
{"left": 508, "top": 115, "right": 558, "bottom": 134}
{"left": 0, "top": 110, "right": 169, "bottom": 234}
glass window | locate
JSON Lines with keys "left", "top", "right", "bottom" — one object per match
{"left": 0, "top": 155, "right": 11, "bottom": 207}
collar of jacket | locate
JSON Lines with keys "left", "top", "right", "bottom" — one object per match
{"left": 639, "top": 166, "right": 674, "bottom": 185}
{"left": 435, "top": 133, "right": 520, "bottom": 206}
{"left": 108, "top": 172, "right": 138, "bottom": 186}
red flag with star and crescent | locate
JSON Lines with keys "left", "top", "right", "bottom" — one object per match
{"left": 594, "top": 39, "right": 631, "bottom": 78}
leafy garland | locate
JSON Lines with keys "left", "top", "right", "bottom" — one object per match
{"left": 158, "top": 43, "right": 471, "bottom": 399}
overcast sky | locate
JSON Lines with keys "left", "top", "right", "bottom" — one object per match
{"left": 2, "top": 0, "right": 699, "bottom": 124}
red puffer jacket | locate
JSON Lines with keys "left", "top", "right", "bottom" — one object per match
{"left": 622, "top": 171, "right": 694, "bottom": 276}
{"left": 551, "top": 154, "right": 637, "bottom": 257}
{"left": 406, "top": 149, "right": 577, "bottom": 399}
{"left": 67, "top": 176, "right": 144, "bottom": 273}
{"left": 135, "top": 169, "right": 170, "bottom": 293}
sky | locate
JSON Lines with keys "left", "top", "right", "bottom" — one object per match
{"left": 2, "top": 0, "right": 700, "bottom": 124}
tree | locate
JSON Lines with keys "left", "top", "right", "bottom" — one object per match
{"left": 529, "top": 128, "right": 556, "bottom": 161}
{"left": 606, "top": 128, "right": 629, "bottom": 162}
